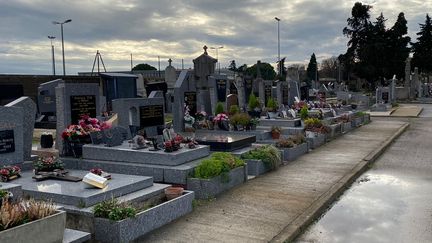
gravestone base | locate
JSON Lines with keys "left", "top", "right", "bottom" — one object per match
{"left": 82, "top": 142, "right": 210, "bottom": 166}
{"left": 258, "top": 118, "right": 302, "bottom": 127}
{"left": 12, "top": 170, "right": 153, "bottom": 207}
{"left": 370, "top": 103, "right": 392, "bottom": 112}
{"left": 194, "top": 133, "right": 256, "bottom": 151}
{"left": 193, "top": 129, "right": 271, "bottom": 141}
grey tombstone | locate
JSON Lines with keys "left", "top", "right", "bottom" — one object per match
{"left": 5, "top": 97, "right": 36, "bottom": 160}
{"left": 165, "top": 59, "right": 177, "bottom": 89}
{"left": 56, "top": 83, "right": 100, "bottom": 155}
{"left": 89, "top": 131, "right": 105, "bottom": 145}
{"left": 112, "top": 97, "right": 165, "bottom": 138}
{"left": 288, "top": 81, "right": 300, "bottom": 106}
{"left": 0, "top": 106, "right": 23, "bottom": 165}
{"left": 114, "top": 126, "right": 129, "bottom": 141}
{"left": 104, "top": 128, "right": 124, "bottom": 147}
{"left": 277, "top": 81, "right": 289, "bottom": 105}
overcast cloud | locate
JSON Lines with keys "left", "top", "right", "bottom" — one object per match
{"left": 0, "top": 0, "right": 430, "bottom": 74}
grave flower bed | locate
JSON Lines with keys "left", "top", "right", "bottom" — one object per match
{"left": 0, "top": 199, "right": 66, "bottom": 243}
{"left": 241, "top": 145, "right": 281, "bottom": 176}
{"left": 351, "top": 112, "right": 365, "bottom": 127}
{"left": 304, "top": 118, "right": 329, "bottom": 149}
{"left": 93, "top": 192, "right": 194, "bottom": 243}
{"left": 33, "top": 156, "right": 64, "bottom": 174}
{"left": 337, "top": 115, "right": 353, "bottom": 133}
{"left": 275, "top": 134, "right": 308, "bottom": 161}
{"left": 187, "top": 152, "right": 247, "bottom": 199}
{"left": 0, "top": 165, "right": 21, "bottom": 182}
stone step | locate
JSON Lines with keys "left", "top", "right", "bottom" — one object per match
{"left": 15, "top": 170, "right": 154, "bottom": 207}
{"left": 63, "top": 157, "right": 207, "bottom": 185}
{"left": 58, "top": 182, "right": 170, "bottom": 216}
{"left": 63, "top": 228, "right": 91, "bottom": 243}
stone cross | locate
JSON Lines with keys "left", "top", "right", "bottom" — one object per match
{"left": 168, "top": 58, "right": 172, "bottom": 66}
{"left": 203, "top": 45, "right": 208, "bottom": 54}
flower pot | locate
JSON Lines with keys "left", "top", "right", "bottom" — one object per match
{"left": 0, "top": 210, "right": 66, "bottom": 243}
{"left": 268, "top": 111, "right": 278, "bottom": 119}
{"left": 271, "top": 131, "right": 281, "bottom": 139}
{"left": 165, "top": 186, "right": 184, "bottom": 200}
{"left": 40, "top": 134, "right": 54, "bottom": 148}
{"left": 248, "top": 110, "right": 261, "bottom": 118}
{"left": 217, "top": 120, "right": 230, "bottom": 131}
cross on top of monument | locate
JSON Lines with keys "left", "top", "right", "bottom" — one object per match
{"left": 203, "top": 45, "right": 208, "bottom": 54}
{"left": 168, "top": 58, "right": 172, "bottom": 66}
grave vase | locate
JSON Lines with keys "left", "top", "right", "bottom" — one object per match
{"left": 217, "top": 120, "right": 230, "bottom": 131}
{"left": 40, "top": 134, "right": 54, "bottom": 148}
{"left": 64, "top": 135, "right": 91, "bottom": 158}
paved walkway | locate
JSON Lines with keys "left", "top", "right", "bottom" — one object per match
{"left": 138, "top": 120, "right": 407, "bottom": 243}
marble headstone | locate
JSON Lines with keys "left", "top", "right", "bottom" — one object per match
{"left": 0, "top": 106, "right": 24, "bottom": 165}
{"left": 5, "top": 97, "right": 36, "bottom": 160}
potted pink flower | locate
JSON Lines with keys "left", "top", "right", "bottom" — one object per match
{"left": 213, "top": 113, "right": 229, "bottom": 131}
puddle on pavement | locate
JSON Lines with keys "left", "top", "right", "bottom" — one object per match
{"left": 295, "top": 170, "right": 432, "bottom": 243}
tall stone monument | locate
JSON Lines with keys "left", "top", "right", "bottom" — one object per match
{"left": 193, "top": 46, "right": 217, "bottom": 115}
{"left": 165, "top": 58, "right": 177, "bottom": 89}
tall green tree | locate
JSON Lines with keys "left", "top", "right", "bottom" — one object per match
{"left": 244, "top": 62, "right": 276, "bottom": 80}
{"left": 387, "top": 12, "right": 411, "bottom": 79}
{"left": 412, "top": 14, "right": 432, "bottom": 74}
{"left": 132, "top": 63, "right": 157, "bottom": 71}
{"left": 306, "top": 53, "right": 318, "bottom": 84}
{"left": 342, "top": 2, "right": 373, "bottom": 74}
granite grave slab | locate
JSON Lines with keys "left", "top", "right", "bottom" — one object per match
{"left": 194, "top": 133, "right": 256, "bottom": 151}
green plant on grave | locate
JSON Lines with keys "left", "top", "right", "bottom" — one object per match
{"left": 276, "top": 134, "right": 306, "bottom": 148}
{"left": 241, "top": 145, "right": 281, "bottom": 170}
{"left": 299, "top": 105, "right": 309, "bottom": 120}
{"left": 354, "top": 111, "right": 366, "bottom": 117}
{"left": 215, "top": 102, "right": 225, "bottom": 115}
{"left": 248, "top": 93, "right": 261, "bottom": 111}
{"left": 0, "top": 189, "right": 8, "bottom": 199}
{"left": 93, "top": 198, "right": 136, "bottom": 221}
{"left": 193, "top": 152, "right": 245, "bottom": 180}
{"left": 229, "top": 105, "right": 240, "bottom": 115}
{"left": 229, "top": 113, "right": 251, "bottom": 127}
{"left": 266, "top": 98, "right": 278, "bottom": 112}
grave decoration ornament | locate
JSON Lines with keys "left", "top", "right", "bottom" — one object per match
{"left": 0, "top": 165, "right": 21, "bottom": 182}
{"left": 90, "top": 168, "right": 112, "bottom": 180}
{"left": 62, "top": 115, "right": 111, "bottom": 157}
{"left": 213, "top": 113, "right": 229, "bottom": 131}
{"left": 183, "top": 105, "right": 195, "bottom": 132}
{"left": 33, "top": 156, "right": 65, "bottom": 174}
{"left": 195, "top": 111, "right": 208, "bottom": 129}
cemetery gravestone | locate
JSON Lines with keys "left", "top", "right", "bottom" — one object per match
{"left": 5, "top": 97, "right": 36, "bottom": 160}
{"left": 0, "top": 106, "right": 23, "bottom": 165}
{"left": 104, "top": 128, "right": 124, "bottom": 147}
{"left": 264, "top": 82, "right": 272, "bottom": 105}
{"left": 184, "top": 92, "right": 197, "bottom": 115}
{"left": 216, "top": 79, "right": 227, "bottom": 102}
{"left": 226, "top": 94, "right": 239, "bottom": 111}
{"left": 244, "top": 78, "right": 253, "bottom": 103}
{"left": 56, "top": 83, "right": 100, "bottom": 155}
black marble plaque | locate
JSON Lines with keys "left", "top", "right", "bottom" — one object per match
{"left": 382, "top": 92, "right": 389, "bottom": 102}
{"left": 244, "top": 79, "right": 253, "bottom": 103}
{"left": 282, "top": 83, "right": 289, "bottom": 105}
{"left": 70, "top": 95, "right": 97, "bottom": 124}
{"left": 264, "top": 84, "right": 272, "bottom": 105}
{"left": 139, "top": 105, "right": 164, "bottom": 128}
{"left": 184, "top": 92, "right": 197, "bottom": 115}
{"left": 0, "top": 130, "right": 15, "bottom": 154}
{"left": 216, "top": 79, "right": 227, "bottom": 102}
{"left": 229, "top": 82, "right": 238, "bottom": 95}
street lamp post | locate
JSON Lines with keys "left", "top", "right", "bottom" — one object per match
{"left": 275, "top": 17, "right": 281, "bottom": 76}
{"left": 48, "top": 36, "right": 56, "bottom": 76}
{"left": 53, "top": 19, "right": 72, "bottom": 76}
{"left": 210, "top": 46, "right": 224, "bottom": 74}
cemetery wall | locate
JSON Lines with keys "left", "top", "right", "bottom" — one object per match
{"left": 0, "top": 75, "right": 100, "bottom": 105}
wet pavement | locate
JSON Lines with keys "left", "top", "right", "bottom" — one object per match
{"left": 296, "top": 105, "right": 432, "bottom": 243}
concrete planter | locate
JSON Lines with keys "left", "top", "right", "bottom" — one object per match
{"left": 245, "top": 159, "right": 270, "bottom": 176}
{"left": 363, "top": 114, "right": 371, "bottom": 124}
{"left": 328, "top": 123, "right": 342, "bottom": 139}
{"left": 306, "top": 133, "right": 326, "bottom": 149}
{"left": 351, "top": 117, "right": 362, "bottom": 127}
{"left": 94, "top": 191, "right": 194, "bottom": 243}
{"left": 281, "top": 143, "right": 308, "bottom": 161}
{"left": 341, "top": 122, "right": 353, "bottom": 133}
{"left": 0, "top": 210, "right": 66, "bottom": 243}
{"left": 187, "top": 165, "right": 247, "bottom": 199}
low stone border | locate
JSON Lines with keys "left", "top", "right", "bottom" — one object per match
{"left": 245, "top": 159, "right": 270, "bottom": 176}
{"left": 187, "top": 166, "right": 247, "bottom": 199}
{"left": 0, "top": 210, "right": 66, "bottom": 243}
{"left": 94, "top": 191, "right": 194, "bottom": 243}
{"left": 306, "top": 134, "right": 326, "bottom": 149}
{"left": 281, "top": 143, "right": 308, "bottom": 161}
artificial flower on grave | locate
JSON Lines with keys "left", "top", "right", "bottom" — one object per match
{"left": 195, "top": 111, "right": 207, "bottom": 121}
{"left": 213, "top": 113, "right": 229, "bottom": 124}
{"left": 0, "top": 165, "right": 21, "bottom": 182}
{"left": 78, "top": 115, "right": 111, "bottom": 133}
{"left": 33, "top": 156, "right": 64, "bottom": 172}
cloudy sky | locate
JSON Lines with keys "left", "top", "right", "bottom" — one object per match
{"left": 0, "top": 0, "right": 430, "bottom": 75}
